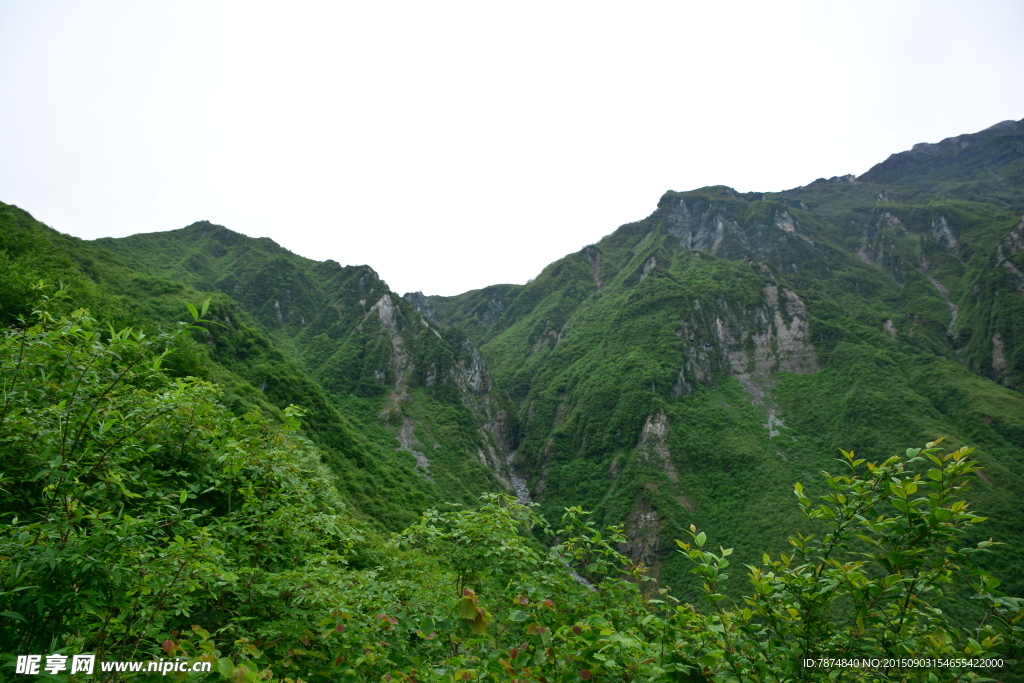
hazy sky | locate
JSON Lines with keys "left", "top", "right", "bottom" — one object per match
{"left": 2, "top": 1, "right": 1023, "bottom": 296}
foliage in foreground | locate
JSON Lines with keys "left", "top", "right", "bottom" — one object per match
{"left": 1, "top": 298, "right": 1023, "bottom": 682}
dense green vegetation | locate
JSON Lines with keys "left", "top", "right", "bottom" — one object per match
{"left": 92, "top": 220, "right": 512, "bottom": 509}
{"left": 422, "top": 121, "right": 1024, "bottom": 600}
{"left": 3, "top": 118, "right": 1024, "bottom": 680}
{"left": 0, "top": 203, "right": 501, "bottom": 530}
{"left": 1, "top": 294, "right": 1020, "bottom": 681}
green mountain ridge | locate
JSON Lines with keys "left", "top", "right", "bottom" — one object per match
{"left": 413, "top": 118, "right": 1024, "bottom": 598}
{"left": 91, "top": 220, "right": 519, "bottom": 508}
{"left": 0, "top": 206, "right": 456, "bottom": 530}
{"left": 3, "top": 118, "right": 1024, "bottom": 607}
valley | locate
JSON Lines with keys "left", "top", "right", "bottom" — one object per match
{"left": 3, "top": 118, "right": 1023, "bottom": 680}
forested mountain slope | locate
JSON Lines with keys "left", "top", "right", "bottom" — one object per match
{"left": 417, "top": 119, "right": 1024, "bottom": 598}
{"left": 0, "top": 204, "right": 509, "bottom": 530}
{"left": 93, "top": 223, "right": 518, "bottom": 507}
{"left": 3, "top": 118, "right": 1023, "bottom": 602}
{"left": 3, "top": 119, "right": 1024, "bottom": 681}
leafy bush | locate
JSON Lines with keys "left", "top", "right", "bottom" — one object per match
{"left": 0, "top": 292, "right": 356, "bottom": 670}
{"left": 1, "top": 291, "right": 1021, "bottom": 682}
{"left": 673, "top": 442, "right": 1024, "bottom": 681}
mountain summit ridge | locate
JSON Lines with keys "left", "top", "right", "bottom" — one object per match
{"left": 410, "top": 117, "right": 1024, "bottom": 591}
{"left": 2, "top": 116, "right": 1023, "bottom": 600}
{"left": 856, "top": 117, "right": 1024, "bottom": 199}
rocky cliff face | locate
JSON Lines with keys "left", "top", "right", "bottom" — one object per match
{"left": 330, "top": 286, "right": 518, "bottom": 494}
{"left": 403, "top": 291, "right": 439, "bottom": 325}
{"left": 672, "top": 283, "right": 819, "bottom": 397}
{"left": 658, "top": 194, "right": 823, "bottom": 276}
{"left": 996, "top": 217, "right": 1024, "bottom": 297}
{"left": 618, "top": 412, "right": 685, "bottom": 571}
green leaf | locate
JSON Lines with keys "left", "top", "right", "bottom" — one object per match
{"left": 695, "top": 532, "right": 706, "bottom": 547}
{"left": 186, "top": 302, "right": 199, "bottom": 320}
{"left": 201, "top": 297, "right": 211, "bottom": 317}
{"left": 697, "top": 652, "right": 722, "bottom": 667}
{"left": 457, "top": 596, "right": 478, "bottom": 619}
{"left": 466, "top": 612, "right": 489, "bottom": 635}
{"left": 179, "top": 490, "right": 188, "bottom": 504}
{"left": 217, "top": 658, "right": 234, "bottom": 679}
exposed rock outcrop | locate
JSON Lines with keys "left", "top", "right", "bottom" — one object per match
{"left": 403, "top": 291, "right": 438, "bottom": 324}
{"left": 620, "top": 494, "right": 662, "bottom": 574}
{"left": 775, "top": 210, "right": 797, "bottom": 234}
{"left": 996, "top": 217, "right": 1024, "bottom": 296}
{"left": 993, "top": 333, "right": 1010, "bottom": 386}
{"left": 665, "top": 202, "right": 728, "bottom": 254}
{"left": 920, "top": 256, "right": 959, "bottom": 332}
{"left": 640, "top": 256, "right": 657, "bottom": 281}
{"left": 672, "top": 284, "right": 819, "bottom": 397}
{"left": 618, "top": 413, "right": 694, "bottom": 576}
{"left": 449, "top": 339, "right": 492, "bottom": 395}
{"left": 362, "top": 293, "right": 518, "bottom": 490}
{"left": 860, "top": 211, "right": 909, "bottom": 282}
{"left": 396, "top": 417, "right": 432, "bottom": 481}
{"left": 930, "top": 215, "right": 958, "bottom": 251}
{"left": 635, "top": 413, "right": 679, "bottom": 483}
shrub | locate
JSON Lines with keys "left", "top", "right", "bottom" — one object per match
{"left": 674, "top": 442, "right": 1024, "bottom": 681}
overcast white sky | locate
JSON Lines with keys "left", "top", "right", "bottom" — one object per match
{"left": 2, "top": 1, "right": 1023, "bottom": 296}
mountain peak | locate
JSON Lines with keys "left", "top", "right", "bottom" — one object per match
{"left": 857, "top": 116, "right": 1024, "bottom": 195}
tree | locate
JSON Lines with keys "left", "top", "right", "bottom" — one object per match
{"left": 0, "top": 292, "right": 354, "bottom": 671}
{"left": 674, "top": 441, "right": 1024, "bottom": 682}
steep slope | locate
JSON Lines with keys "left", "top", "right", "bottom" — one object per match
{"left": 858, "top": 118, "right": 1024, "bottom": 207}
{"left": 0, "top": 202, "right": 489, "bottom": 529}
{"left": 5, "top": 118, "right": 1022, "bottom": 606}
{"left": 417, "top": 119, "right": 1024, "bottom": 600}
{"left": 93, "top": 223, "right": 519, "bottom": 505}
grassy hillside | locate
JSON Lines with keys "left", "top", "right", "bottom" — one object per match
{"left": 0, "top": 202, "right": 485, "bottom": 530}
{"left": 5, "top": 119, "right": 1024, "bottom": 600}
{"left": 3, "top": 118, "right": 1024, "bottom": 682}
{"left": 419, "top": 120, "right": 1024, "bottom": 602}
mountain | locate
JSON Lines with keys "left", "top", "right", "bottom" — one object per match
{"left": 0, "top": 207, "right": 513, "bottom": 531}
{"left": 415, "top": 119, "right": 1024, "bottom": 600}
{"left": 2, "top": 118, "right": 1023, "bottom": 607}
{"left": 858, "top": 118, "right": 1024, "bottom": 205}
{"left": 93, "top": 222, "right": 519, "bottom": 504}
